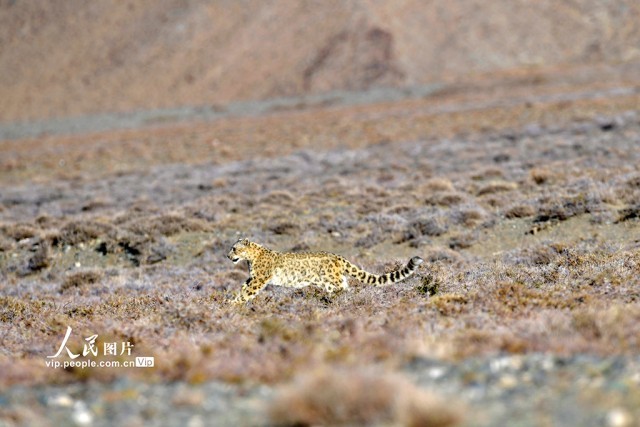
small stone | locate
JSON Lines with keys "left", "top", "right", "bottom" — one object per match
{"left": 498, "top": 374, "right": 518, "bottom": 390}
{"left": 606, "top": 408, "right": 632, "bottom": 427}
{"left": 187, "top": 415, "right": 204, "bottom": 427}
{"left": 72, "top": 401, "right": 93, "bottom": 426}
{"left": 489, "top": 356, "right": 522, "bottom": 373}
{"left": 427, "top": 366, "right": 447, "bottom": 379}
{"left": 48, "top": 394, "right": 74, "bottom": 407}
{"left": 75, "top": 262, "right": 81, "bottom": 268}
{"left": 540, "top": 356, "right": 556, "bottom": 371}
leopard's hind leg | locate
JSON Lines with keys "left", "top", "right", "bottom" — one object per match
{"left": 315, "top": 273, "right": 346, "bottom": 295}
{"left": 313, "top": 280, "right": 337, "bottom": 294}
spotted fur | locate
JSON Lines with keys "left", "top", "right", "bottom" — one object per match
{"left": 227, "top": 238, "right": 424, "bottom": 304}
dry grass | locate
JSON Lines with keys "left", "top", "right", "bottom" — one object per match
{"left": 0, "top": 236, "right": 637, "bottom": 388}
{"left": 60, "top": 270, "right": 103, "bottom": 293}
{"left": 476, "top": 180, "right": 518, "bottom": 196}
{"left": 1, "top": 80, "right": 639, "bottom": 398}
{"left": 529, "top": 167, "right": 556, "bottom": 185}
{"left": 505, "top": 204, "right": 535, "bottom": 219}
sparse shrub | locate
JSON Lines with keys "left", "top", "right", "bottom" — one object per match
{"left": 267, "top": 368, "right": 461, "bottom": 427}
{"left": 572, "top": 309, "right": 601, "bottom": 340}
{"left": 146, "top": 239, "right": 175, "bottom": 264}
{"left": 476, "top": 180, "right": 517, "bottom": 196}
{"left": 357, "top": 199, "right": 385, "bottom": 215}
{"left": 260, "top": 190, "right": 295, "bottom": 205}
{"left": 56, "top": 221, "right": 112, "bottom": 246}
{"left": 385, "top": 204, "right": 413, "bottom": 215}
{"left": 430, "top": 294, "right": 469, "bottom": 316}
{"left": 211, "top": 177, "right": 228, "bottom": 188}
{"left": 288, "top": 241, "right": 311, "bottom": 252}
{"left": 116, "top": 238, "right": 145, "bottom": 266}
{"left": 625, "top": 175, "right": 640, "bottom": 188}
{"left": 487, "top": 281, "right": 591, "bottom": 312}
{"left": 2, "top": 223, "right": 37, "bottom": 241}
{"left": 615, "top": 204, "right": 640, "bottom": 223}
{"left": 534, "top": 194, "right": 592, "bottom": 223}
{"left": 60, "top": 270, "right": 103, "bottom": 292}
{"left": 505, "top": 204, "right": 535, "bottom": 218}
{"left": 128, "top": 214, "right": 209, "bottom": 236}
{"left": 35, "top": 214, "right": 61, "bottom": 228}
{"left": 0, "top": 296, "right": 27, "bottom": 322}
{"left": 0, "top": 234, "right": 14, "bottom": 252}
{"left": 26, "top": 240, "right": 50, "bottom": 273}
{"left": 269, "top": 222, "right": 299, "bottom": 235}
{"left": 81, "top": 197, "right": 110, "bottom": 212}
{"left": 527, "top": 245, "right": 558, "bottom": 265}
{"left": 426, "top": 191, "right": 465, "bottom": 207}
{"left": 422, "top": 178, "right": 454, "bottom": 193}
{"left": 408, "top": 236, "right": 432, "bottom": 249}
{"left": 423, "top": 248, "right": 463, "bottom": 263}
{"left": 453, "top": 329, "right": 528, "bottom": 358}
{"left": 64, "top": 305, "right": 95, "bottom": 318}
{"left": 471, "top": 168, "right": 504, "bottom": 181}
{"left": 481, "top": 194, "right": 510, "bottom": 208}
{"left": 417, "top": 273, "right": 441, "bottom": 296}
{"left": 529, "top": 167, "right": 554, "bottom": 185}
{"left": 258, "top": 318, "right": 299, "bottom": 342}
{"left": 453, "top": 208, "right": 486, "bottom": 227}
{"left": 399, "top": 217, "right": 448, "bottom": 244}
{"left": 448, "top": 232, "right": 476, "bottom": 250}
{"left": 184, "top": 205, "right": 218, "bottom": 222}
{"left": 355, "top": 232, "right": 383, "bottom": 249}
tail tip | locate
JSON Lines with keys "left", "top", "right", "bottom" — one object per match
{"left": 410, "top": 256, "right": 424, "bottom": 266}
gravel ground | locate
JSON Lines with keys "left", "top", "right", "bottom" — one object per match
{"left": 1, "top": 354, "right": 638, "bottom": 426}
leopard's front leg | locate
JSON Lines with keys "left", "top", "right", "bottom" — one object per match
{"left": 231, "top": 276, "right": 269, "bottom": 304}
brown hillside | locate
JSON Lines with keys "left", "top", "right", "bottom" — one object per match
{"left": 1, "top": 0, "right": 639, "bottom": 121}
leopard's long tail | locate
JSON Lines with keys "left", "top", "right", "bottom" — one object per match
{"left": 343, "top": 256, "right": 424, "bottom": 286}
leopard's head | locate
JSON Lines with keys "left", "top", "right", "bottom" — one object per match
{"left": 227, "top": 238, "right": 255, "bottom": 263}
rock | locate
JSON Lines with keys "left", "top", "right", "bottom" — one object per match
{"left": 606, "top": 408, "right": 632, "bottom": 427}
{"left": 72, "top": 401, "right": 93, "bottom": 426}
{"left": 48, "top": 394, "right": 74, "bottom": 408}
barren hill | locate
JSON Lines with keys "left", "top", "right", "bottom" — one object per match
{"left": 1, "top": 0, "right": 640, "bottom": 122}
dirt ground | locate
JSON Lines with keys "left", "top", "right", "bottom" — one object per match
{"left": 1, "top": 65, "right": 639, "bottom": 426}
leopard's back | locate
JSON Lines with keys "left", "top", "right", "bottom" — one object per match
{"left": 269, "top": 251, "right": 348, "bottom": 292}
